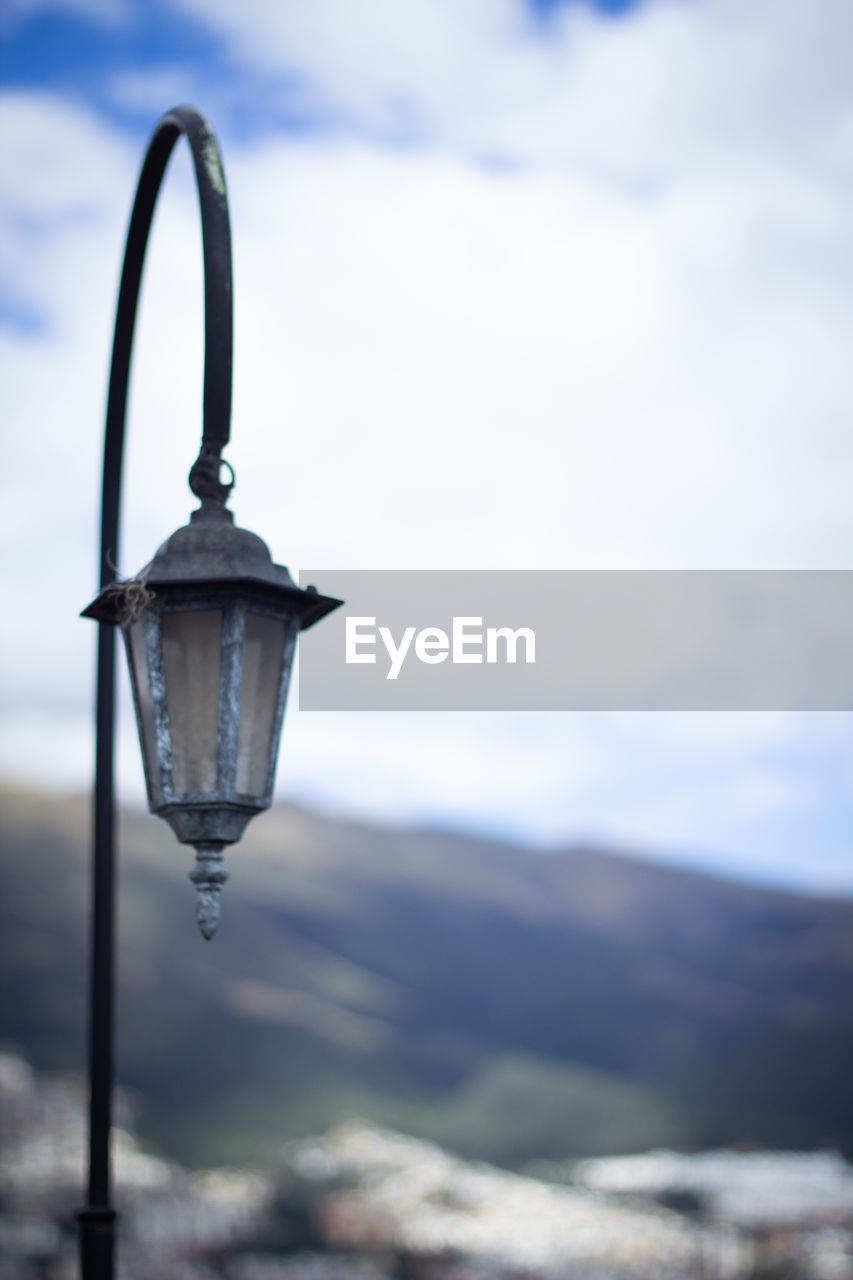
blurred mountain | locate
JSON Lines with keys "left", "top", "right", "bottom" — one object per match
{"left": 3, "top": 780, "right": 853, "bottom": 1170}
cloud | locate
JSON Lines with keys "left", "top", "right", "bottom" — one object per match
{"left": 165, "top": 0, "right": 853, "bottom": 176}
{"left": 2, "top": 0, "right": 853, "bottom": 887}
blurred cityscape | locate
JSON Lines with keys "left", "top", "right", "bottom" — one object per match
{"left": 4, "top": 1050, "right": 853, "bottom": 1280}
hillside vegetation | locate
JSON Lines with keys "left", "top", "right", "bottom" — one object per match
{"left": 2, "top": 782, "right": 853, "bottom": 1169}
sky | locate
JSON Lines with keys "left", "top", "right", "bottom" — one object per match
{"left": 1, "top": 0, "right": 852, "bottom": 893}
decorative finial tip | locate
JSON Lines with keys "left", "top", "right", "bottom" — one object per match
{"left": 195, "top": 888, "right": 221, "bottom": 940}
{"left": 189, "top": 844, "right": 229, "bottom": 941}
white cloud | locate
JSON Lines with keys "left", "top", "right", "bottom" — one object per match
{"left": 2, "top": 0, "right": 853, "bottom": 886}
{"left": 727, "top": 769, "right": 816, "bottom": 819}
{"left": 107, "top": 68, "right": 209, "bottom": 118}
{"left": 167, "top": 0, "right": 853, "bottom": 177}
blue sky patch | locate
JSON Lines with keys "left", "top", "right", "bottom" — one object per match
{"left": 1, "top": 0, "right": 649, "bottom": 147}
{"left": 529, "top": 0, "right": 643, "bottom": 15}
{"left": 0, "top": 291, "right": 48, "bottom": 336}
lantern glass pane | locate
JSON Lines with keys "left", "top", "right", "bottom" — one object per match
{"left": 127, "top": 616, "right": 162, "bottom": 808}
{"left": 236, "top": 612, "right": 287, "bottom": 796}
{"left": 162, "top": 609, "right": 222, "bottom": 795}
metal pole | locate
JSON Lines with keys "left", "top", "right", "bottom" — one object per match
{"left": 76, "top": 618, "right": 118, "bottom": 1279}
{"left": 78, "top": 105, "right": 234, "bottom": 1280}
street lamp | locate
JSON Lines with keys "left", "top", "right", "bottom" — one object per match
{"left": 77, "top": 105, "right": 340, "bottom": 1279}
{"left": 83, "top": 462, "right": 339, "bottom": 939}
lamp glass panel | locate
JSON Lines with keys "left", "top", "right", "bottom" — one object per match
{"left": 236, "top": 612, "right": 287, "bottom": 796}
{"left": 127, "top": 615, "right": 162, "bottom": 807}
{"left": 162, "top": 609, "right": 222, "bottom": 795}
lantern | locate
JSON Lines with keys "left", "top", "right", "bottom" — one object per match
{"left": 83, "top": 495, "right": 341, "bottom": 937}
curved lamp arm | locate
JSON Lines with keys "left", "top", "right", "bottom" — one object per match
{"left": 99, "top": 103, "right": 234, "bottom": 590}
{"left": 82, "top": 105, "right": 235, "bottom": 1280}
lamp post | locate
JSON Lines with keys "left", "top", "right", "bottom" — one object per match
{"left": 77, "top": 105, "right": 340, "bottom": 1280}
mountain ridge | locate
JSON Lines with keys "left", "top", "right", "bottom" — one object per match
{"left": 2, "top": 779, "right": 853, "bottom": 1168}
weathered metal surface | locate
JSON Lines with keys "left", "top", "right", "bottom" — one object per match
{"left": 85, "top": 500, "right": 342, "bottom": 933}
{"left": 83, "top": 500, "right": 341, "bottom": 630}
{"left": 189, "top": 843, "right": 229, "bottom": 940}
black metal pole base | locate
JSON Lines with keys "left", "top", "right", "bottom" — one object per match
{"left": 77, "top": 1206, "right": 117, "bottom": 1280}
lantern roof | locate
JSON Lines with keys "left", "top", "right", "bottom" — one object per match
{"left": 82, "top": 500, "right": 341, "bottom": 630}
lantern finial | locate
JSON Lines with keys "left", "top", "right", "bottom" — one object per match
{"left": 189, "top": 843, "right": 229, "bottom": 939}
